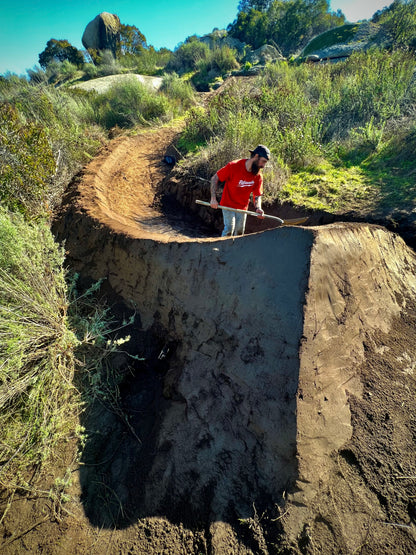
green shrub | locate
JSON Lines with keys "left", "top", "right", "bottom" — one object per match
{"left": 0, "top": 103, "right": 55, "bottom": 218}
{"left": 83, "top": 63, "right": 99, "bottom": 79}
{"left": 191, "top": 45, "right": 240, "bottom": 89}
{"left": 0, "top": 209, "right": 137, "bottom": 497}
{"left": 91, "top": 77, "right": 170, "bottom": 128}
{"left": 322, "top": 49, "right": 416, "bottom": 138}
{"left": 177, "top": 105, "right": 221, "bottom": 152}
{"left": 198, "top": 46, "right": 240, "bottom": 75}
{"left": 160, "top": 72, "right": 196, "bottom": 109}
{"left": 95, "top": 50, "right": 124, "bottom": 76}
{"left": 167, "top": 39, "right": 209, "bottom": 74}
{"left": 0, "top": 78, "right": 104, "bottom": 214}
{"left": 119, "top": 47, "right": 173, "bottom": 75}
{"left": 0, "top": 208, "right": 78, "bottom": 488}
{"left": 378, "top": 0, "right": 416, "bottom": 48}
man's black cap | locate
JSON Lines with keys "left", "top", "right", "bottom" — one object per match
{"left": 249, "top": 144, "right": 271, "bottom": 160}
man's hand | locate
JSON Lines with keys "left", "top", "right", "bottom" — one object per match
{"left": 210, "top": 198, "right": 219, "bottom": 209}
{"left": 256, "top": 207, "right": 264, "bottom": 219}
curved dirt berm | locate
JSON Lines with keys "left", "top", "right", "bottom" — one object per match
{"left": 51, "top": 129, "right": 416, "bottom": 553}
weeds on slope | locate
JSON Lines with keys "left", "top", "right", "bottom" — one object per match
{"left": 0, "top": 208, "right": 137, "bottom": 519}
{"left": 0, "top": 208, "right": 79, "bottom": 492}
{"left": 177, "top": 49, "right": 416, "bottom": 215}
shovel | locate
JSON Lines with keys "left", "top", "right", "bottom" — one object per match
{"left": 195, "top": 200, "right": 308, "bottom": 226}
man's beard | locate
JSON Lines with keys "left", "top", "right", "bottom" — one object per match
{"left": 251, "top": 161, "right": 260, "bottom": 175}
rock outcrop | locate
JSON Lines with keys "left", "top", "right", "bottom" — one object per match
{"left": 302, "top": 21, "right": 389, "bottom": 63}
{"left": 244, "top": 44, "right": 284, "bottom": 65}
{"left": 82, "top": 12, "right": 120, "bottom": 56}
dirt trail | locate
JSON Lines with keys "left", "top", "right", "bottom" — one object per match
{"left": 3, "top": 124, "right": 416, "bottom": 555}
{"left": 75, "top": 122, "right": 212, "bottom": 240}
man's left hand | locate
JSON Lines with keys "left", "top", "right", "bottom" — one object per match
{"left": 256, "top": 208, "right": 265, "bottom": 219}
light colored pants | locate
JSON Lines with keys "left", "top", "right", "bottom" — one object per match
{"left": 221, "top": 210, "right": 247, "bottom": 237}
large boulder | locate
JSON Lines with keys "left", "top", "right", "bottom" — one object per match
{"left": 199, "top": 30, "right": 246, "bottom": 55}
{"left": 244, "top": 44, "right": 283, "bottom": 65}
{"left": 82, "top": 12, "right": 120, "bottom": 56}
{"left": 302, "top": 21, "right": 389, "bottom": 63}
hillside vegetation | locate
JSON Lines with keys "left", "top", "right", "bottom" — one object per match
{"left": 1, "top": 0, "right": 416, "bottom": 532}
{"left": 178, "top": 48, "right": 416, "bottom": 220}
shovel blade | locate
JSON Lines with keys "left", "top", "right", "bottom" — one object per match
{"left": 282, "top": 217, "right": 309, "bottom": 226}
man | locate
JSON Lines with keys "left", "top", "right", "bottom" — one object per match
{"left": 210, "top": 145, "right": 270, "bottom": 237}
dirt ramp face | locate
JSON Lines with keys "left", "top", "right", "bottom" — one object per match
{"left": 139, "top": 229, "right": 313, "bottom": 524}
{"left": 77, "top": 225, "right": 314, "bottom": 530}
{"left": 56, "top": 205, "right": 416, "bottom": 552}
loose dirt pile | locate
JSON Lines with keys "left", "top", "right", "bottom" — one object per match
{"left": 2, "top": 125, "right": 416, "bottom": 554}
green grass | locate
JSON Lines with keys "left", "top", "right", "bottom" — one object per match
{"left": 301, "top": 24, "right": 359, "bottom": 56}
{"left": 279, "top": 162, "right": 375, "bottom": 212}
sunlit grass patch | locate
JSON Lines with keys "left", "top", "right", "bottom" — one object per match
{"left": 281, "top": 163, "right": 376, "bottom": 212}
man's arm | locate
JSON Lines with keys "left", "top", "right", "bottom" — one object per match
{"left": 210, "top": 174, "right": 219, "bottom": 209}
{"left": 254, "top": 195, "right": 264, "bottom": 218}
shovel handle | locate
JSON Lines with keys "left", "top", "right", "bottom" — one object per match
{"left": 195, "top": 200, "right": 284, "bottom": 224}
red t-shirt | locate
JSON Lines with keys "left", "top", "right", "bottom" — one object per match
{"left": 216, "top": 159, "right": 263, "bottom": 210}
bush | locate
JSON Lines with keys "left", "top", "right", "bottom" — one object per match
{"left": 27, "top": 66, "right": 49, "bottom": 85}
{"left": 160, "top": 72, "right": 196, "bottom": 109}
{"left": 191, "top": 46, "right": 240, "bottom": 89}
{"left": 0, "top": 103, "right": 55, "bottom": 218}
{"left": 0, "top": 208, "right": 78, "bottom": 488}
{"left": 322, "top": 48, "right": 416, "bottom": 139}
{"left": 95, "top": 50, "right": 124, "bottom": 76}
{"left": 83, "top": 63, "right": 99, "bottom": 80}
{"left": 91, "top": 77, "right": 171, "bottom": 128}
{"left": 0, "top": 209, "right": 136, "bottom": 498}
{"left": 378, "top": 0, "right": 416, "bottom": 48}
{"left": 201, "top": 46, "right": 240, "bottom": 74}
{"left": 118, "top": 47, "right": 173, "bottom": 75}
{"left": 167, "top": 39, "right": 209, "bottom": 74}
{"left": 0, "top": 77, "right": 104, "bottom": 215}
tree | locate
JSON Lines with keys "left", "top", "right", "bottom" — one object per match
{"left": 228, "top": 9, "right": 269, "bottom": 48}
{"left": 377, "top": 0, "right": 416, "bottom": 47}
{"left": 38, "top": 39, "right": 84, "bottom": 69}
{"left": 118, "top": 24, "right": 147, "bottom": 56}
{"left": 238, "top": 0, "right": 273, "bottom": 12}
{"left": 229, "top": 0, "right": 345, "bottom": 56}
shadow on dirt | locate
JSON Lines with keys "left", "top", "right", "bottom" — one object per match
{"left": 78, "top": 301, "right": 178, "bottom": 529}
{"left": 78, "top": 325, "right": 298, "bottom": 533}
{"left": 77, "top": 242, "right": 305, "bottom": 534}
{"left": 134, "top": 193, "right": 216, "bottom": 239}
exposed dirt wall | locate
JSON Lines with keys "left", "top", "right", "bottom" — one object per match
{"left": 54, "top": 195, "right": 416, "bottom": 552}
{"left": 56, "top": 209, "right": 313, "bottom": 524}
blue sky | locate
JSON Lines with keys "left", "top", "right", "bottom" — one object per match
{"left": 0, "top": 0, "right": 392, "bottom": 76}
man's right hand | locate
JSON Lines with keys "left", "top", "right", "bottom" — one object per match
{"left": 210, "top": 199, "right": 219, "bottom": 209}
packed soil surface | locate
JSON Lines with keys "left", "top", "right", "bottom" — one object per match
{"left": 2, "top": 121, "right": 416, "bottom": 555}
